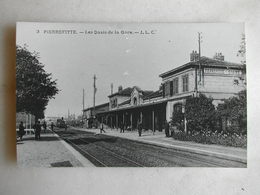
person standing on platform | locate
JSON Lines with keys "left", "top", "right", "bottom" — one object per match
{"left": 34, "top": 120, "right": 42, "bottom": 140}
{"left": 120, "top": 122, "right": 125, "bottom": 133}
{"left": 100, "top": 122, "right": 106, "bottom": 134}
{"left": 43, "top": 121, "right": 47, "bottom": 133}
{"left": 119, "top": 122, "right": 122, "bottom": 133}
{"left": 165, "top": 120, "right": 170, "bottom": 137}
{"left": 18, "top": 121, "right": 25, "bottom": 141}
{"left": 51, "top": 122, "right": 54, "bottom": 131}
{"left": 122, "top": 122, "right": 125, "bottom": 133}
{"left": 137, "top": 120, "right": 142, "bottom": 137}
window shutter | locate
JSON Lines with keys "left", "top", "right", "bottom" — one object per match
{"left": 165, "top": 81, "right": 170, "bottom": 96}
{"left": 173, "top": 78, "right": 179, "bottom": 95}
{"left": 170, "top": 81, "right": 173, "bottom": 96}
{"left": 182, "top": 74, "right": 189, "bottom": 92}
{"left": 162, "top": 83, "right": 165, "bottom": 97}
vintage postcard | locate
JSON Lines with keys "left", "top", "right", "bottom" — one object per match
{"left": 16, "top": 22, "right": 246, "bottom": 167}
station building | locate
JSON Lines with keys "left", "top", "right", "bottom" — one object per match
{"left": 84, "top": 51, "right": 246, "bottom": 132}
{"left": 83, "top": 102, "right": 109, "bottom": 128}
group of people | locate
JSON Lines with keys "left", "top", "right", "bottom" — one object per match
{"left": 119, "top": 120, "right": 143, "bottom": 136}
{"left": 17, "top": 120, "right": 52, "bottom": 141}
{"left": 137, "top": 120, "right": 173, "bottom": 137}
{"left": 92, "top": 119, "right": 173, "bottom": 138}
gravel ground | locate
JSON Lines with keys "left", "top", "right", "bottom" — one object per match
{"left": 17, "top": 133, "right": 83, "bottom": 167}
{"left": 74, "top": 127, "right": 246, "bottom": 160}
{"left": 56, "top": 128, "right": 246, "bottom": 167}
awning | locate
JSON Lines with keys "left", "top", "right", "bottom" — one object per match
{"left": 97, "top": 99, "right": 168, "bottom": 115}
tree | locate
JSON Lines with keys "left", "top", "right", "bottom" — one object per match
{"left": 185, "top": 94, "right": 216, "bottom": 134}
{"left": 16, "top": 45, "right": 59, "bottom": 120}
{"left": 171, "top": 105, "right": 184, "bottom": 131}
{"left": 237, "top": 33, "right": 246, "bottom": 84}
{"left": 217, "top": 90, "right": 247, "bottom": 135}
{"left": 237, "top": 33, "right": 246, "bottom": 66}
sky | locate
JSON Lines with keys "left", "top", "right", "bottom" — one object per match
{"left": 16, "top": 22, "right": 244, "bottom": 118}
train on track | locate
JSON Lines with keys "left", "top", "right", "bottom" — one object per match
{"left": 56, "top": 118, "right": 67, "bottom": 128}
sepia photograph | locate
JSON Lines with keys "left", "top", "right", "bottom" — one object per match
{"left": 16, "top": 22, "right": 246, "bottom": 167}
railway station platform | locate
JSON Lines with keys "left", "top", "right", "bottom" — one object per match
{"left": 16, "top": 130, "right": 95, "bottom": 167}
{"left": 74, "top": 127, "right": 247, "bottom": 164}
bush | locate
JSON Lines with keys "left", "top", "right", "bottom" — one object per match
{"left": 185, "top": 94, "right": 217, "bottom": 134}
{"left": 170, "top": 91, "right": 247, "bottom": 147}
{"left": 171, "top": 109, "right": 184, "bottom": 131}
{"left": 217, "top": 90, "right": 247, "bottom": 135}
{"left": 173, "top": 131, "right": 247, "bottom": 148}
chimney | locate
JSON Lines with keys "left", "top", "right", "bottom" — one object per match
{"left": 213, "top": 52, "right": 224, "bottom": 61}
{"left": 190, "top": 50, "right": 199, "bottom": 62}
{"left": 118, "top": 86, "right": 123, "bottom": 92}
{"left": 110, "top": 83, "right": 113, "bottom": 95}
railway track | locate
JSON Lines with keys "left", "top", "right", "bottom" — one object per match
{"left": 55, "top": 130, "right": 144, "bottom": 167}
{"left": 54, "top": 128, "right": 246, "bottom": 167}
{"left": 99, "top": 137, "right": 244, "bottom": 167}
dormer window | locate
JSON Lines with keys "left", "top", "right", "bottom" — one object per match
{"left": 133, "top": 97, "right": 137, "bottom": 105}
{"left": 111, "top": 98, "right": 118, "bottom": 108}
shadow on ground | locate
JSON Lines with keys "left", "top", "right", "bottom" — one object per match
{"left": 70, "top": 136, "right": 118, "bottom": 145}
{"left": 50, "top": 161, "right": 73, "bottom": 167}
{"left": 17, "top": 136, "right": 59, "bottom": 142}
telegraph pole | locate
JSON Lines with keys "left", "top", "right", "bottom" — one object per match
{"left": 93, "top": 75, "right": 97, "bottom": 117}
{"left": 198, "top": 32, "right": 202, "bottom": 83}
{"left": 111, "top": 83, "right": 113, "bottom": 95}
{"left": 82, "top": 88, "right": 85, "bottom": 123}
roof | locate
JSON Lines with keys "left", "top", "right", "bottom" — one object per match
{"left": 108, "top": 86, "right": 154, "bottom": 98}
{"left": 83, "top": 102, "right": 109, "bottom": 111}
{"left": 142, "top": 90, "right": 154, "bottom": 96}
{"left": 159, "top": 56, "right": 242, "bottom": 78}
{"left": 118, "top": 98, "right": 131, "bottom": 106}
{"left": 143, "top": 90, "right": 162, "bottom": 100}
{"left": 98, "top": 99, "right": 168, "bottom": 114}
{"left": 132, "top": 86, "right": 154, "bottom": 96}
{"left": 108, "top": 87, "right": 133, "bottom": 98}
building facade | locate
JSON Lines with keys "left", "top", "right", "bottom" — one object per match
{"left": 160, "top": 52, "right": 245, "bottom": 121}
{"left": 83, "top": 102, "right": 109, "bottom": 128}
{"left": 84, "top": 51, "right": 246, "bottom": 132}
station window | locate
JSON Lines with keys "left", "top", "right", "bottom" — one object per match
{"left": 174, "top": 103, "right": 182, "bottom": 113}
{"left": 173, "top": 78, "right": 179, "bottom": 95}
{"left": 133, "top": 97, "right": 137, "bottom": 105}
{"left": 111, "top": 98, "right": 117, "bottom": 108}
{"left": 182, "top": 74, "right": 189, "bottom": 92}
{"left": 165, "top": 81, "right": 171, "bottom": 96}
